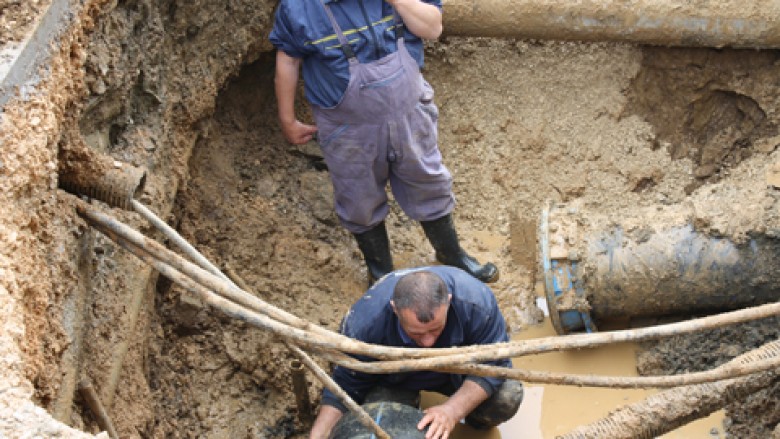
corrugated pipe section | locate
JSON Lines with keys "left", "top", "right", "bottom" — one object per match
{"left": 58, "top": 153, "right": 146, "bottom": 210}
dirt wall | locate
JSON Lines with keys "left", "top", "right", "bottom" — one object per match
{"left": 1, "top": 0, "right": 278, "bottom": 436}
{"left": 1, "top": 0, "right": 110, "bottom": 436}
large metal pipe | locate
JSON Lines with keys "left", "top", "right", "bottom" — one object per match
{"left": 443, "top": 0, "right": 780, "bottom": 49}
{"left": 540, "top": 203, "right": 780, "bottom": 334}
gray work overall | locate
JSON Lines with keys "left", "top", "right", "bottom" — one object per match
{"left": 313, "top": 2, "right": 454, "bottom": 234}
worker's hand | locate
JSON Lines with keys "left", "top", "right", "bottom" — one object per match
{"left": 417, "top": 404, "right": 458, "bottom": 439}
{"left": 309, "top": 405, "right": 343, "bottom": 439}
{"left": 281, "top": 119, "right": 318, "bottom": 145}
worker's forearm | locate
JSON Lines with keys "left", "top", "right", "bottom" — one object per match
{"left": 388, "top": 0, "right": 442, "bottom": 40}
{"left": 274, "top": 51, "right": 302, "bottom": 125}
{"left": 444, "top": 380, "right": 489, "bottom": 421}
{"left": 310, "top": 405, "right": 344, "bottom": 439}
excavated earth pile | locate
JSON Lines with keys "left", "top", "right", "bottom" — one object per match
{"left": 1, "top": 0, "right": 779, "bottom": 437}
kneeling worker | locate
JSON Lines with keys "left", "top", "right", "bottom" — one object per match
{"left": 310, "top": 266, "right": 523, "bottom": 439}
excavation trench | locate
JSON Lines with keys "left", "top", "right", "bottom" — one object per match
{"left": 1, "top": 1, "right": 780, "bottom": 438}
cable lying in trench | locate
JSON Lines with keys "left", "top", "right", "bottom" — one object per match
{"left": 78, "top": 206, "right": 780, "bottom": 366}
{"left": 310, "top": 342, "right": 780, "bottom": 388}
{"left": 77, "top": 205, "right": 780, "bottom": 435}
{"left": 105, "top": 219, "right": 780, "bottom": 388}
{"left": 78, "top": 205, "right": 780, "bottom": 381}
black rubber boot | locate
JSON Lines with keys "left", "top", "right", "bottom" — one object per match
{"left": 353, "top": 221, "right": 394, "bottom": 287}
{"left": 420, "top": 214, "right": 499, "bottom": 283}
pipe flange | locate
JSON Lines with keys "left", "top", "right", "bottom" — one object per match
{"left": 540, "top": 203, "right": 596, "bottom": 335}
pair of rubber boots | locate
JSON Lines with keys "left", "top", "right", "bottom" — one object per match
{"left": 352, "top": 214, "right": 499, "bottom": 286}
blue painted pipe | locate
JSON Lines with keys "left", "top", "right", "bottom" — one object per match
{"left": 540, "top": 204, "right": 780, "bottom": 334}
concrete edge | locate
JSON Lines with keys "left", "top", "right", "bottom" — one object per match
{"left": 0, "top": 0, "right": 75, "bottom": 111}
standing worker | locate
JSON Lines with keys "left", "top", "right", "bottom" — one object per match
{"left": 309, "top": 267, "right": 523, "bottom": 439}
{"left": 270, "top": 0, "right": 499, "bottom": 286}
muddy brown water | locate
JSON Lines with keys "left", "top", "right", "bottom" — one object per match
{"left": 421, "top": 318, "right": 725, "bottom": 439}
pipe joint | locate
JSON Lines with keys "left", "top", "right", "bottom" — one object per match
{"left": 540, "top": 204, "right": 596, "bottom": 334}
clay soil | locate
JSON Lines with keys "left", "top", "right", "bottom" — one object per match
{"left": 1, "top": 2, "right": 780, "bottom": 438}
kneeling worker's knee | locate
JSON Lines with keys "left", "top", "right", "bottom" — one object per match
{"left": 465, "top": 380, "right": 524, "bottom": 429}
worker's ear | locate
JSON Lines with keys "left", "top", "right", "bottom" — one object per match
{"left": 390, "top": 300, "right": 397, "bottom": 314}
{"left": 448, "top": 294, "right": 452, "bottom": 303}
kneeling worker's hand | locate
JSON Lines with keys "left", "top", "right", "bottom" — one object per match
{"left": 418, "top": 404, "right": 457, "bottom": 439}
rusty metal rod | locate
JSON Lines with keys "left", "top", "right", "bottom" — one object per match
{"left": 443, "top": 0, "right": 780, "bottom": 49}
{"left": 290, "top": 359, "right": 314, "bottom": 426}
{"left": 78, "top": 379, "right": 119, "bottom": 439}
{"left": 286, "top": 343, "right": 390, "bottom": 439}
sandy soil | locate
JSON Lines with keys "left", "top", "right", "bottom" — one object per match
{"left": 1, "top": 1, "right": 779, "bottom": 438}
{"left": 0, "top": 0, "right": 51, "bottom": 45}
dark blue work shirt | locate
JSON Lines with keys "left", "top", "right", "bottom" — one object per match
{"left": 321, "top": 266, "right": 512, "bottom": 412}
{"left": 269, "top": 0, "right": 441, "bottom": 108}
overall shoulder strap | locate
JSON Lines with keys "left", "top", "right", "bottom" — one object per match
{"left": 318, "top": 0, "right": 358, "bottom": 61}
{"left": 392, "top": 8, "right": 404, "bottom": 41}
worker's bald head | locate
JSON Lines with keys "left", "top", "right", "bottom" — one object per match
{"left": 392, "top": 271, "right": 449, "bottom": 323}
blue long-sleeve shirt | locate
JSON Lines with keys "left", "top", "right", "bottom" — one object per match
{"left": 269, "top": 0, "right": 441, "bottom": 108}
{"left": 321, "top": 266, "right": 511, "bottom": 412}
